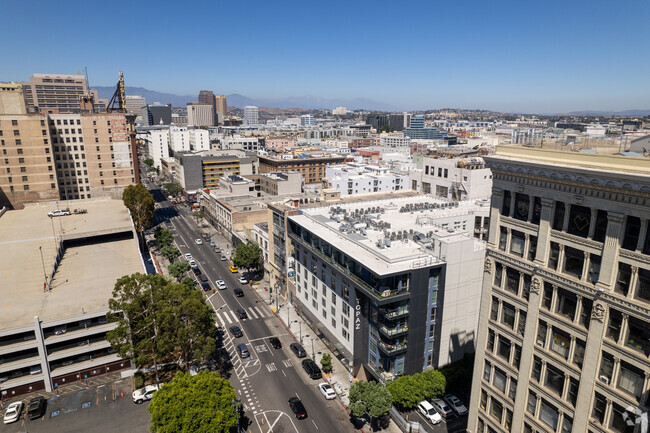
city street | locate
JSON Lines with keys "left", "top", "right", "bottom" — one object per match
{"left": 148, "top": 183, "right": 356, "bottom": 433}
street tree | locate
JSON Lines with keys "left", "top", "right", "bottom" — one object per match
{"left": 419, "top": 369, "right": 446, "bottom": 401}
{"left": 143, "top": 158, "right": 154, "bottom": 168}
{"left": 386, "top": 374, "right": 424, "bottom": 411}
{"left": 106, "top": 273, "right": 169, "bottom": 383}
{"left": 148, "top": 371, "right": 238, "bottom": 433}
{"left": 161, "top": 245, "right": 181, "bottom": 262}
{"left": 122, "top": 184, "right": 155, "bottom": 248}
{"left": 164, "top": 182, "right": 182, "bottom": 198}
{"left": 233, "top": 242, "right": 262, "bottom": 272}
{"left": 320, "top": 353, "right": 333, "bottom": 373}
{"left": 154, "top": 228, "right": 174, "bottom": 248}
{"left": 194, "top": 209, "right": 206, "bottom": 225}
{"left": 348, "top": 380, "right": 393, "bottom": 424}
{"left": 182, "top": 277, "right": 196, "bottom": 291}
{"left": 168, "top": 261, "right": 191, "bottom": 281}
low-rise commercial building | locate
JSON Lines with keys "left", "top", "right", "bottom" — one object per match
{"left": 258, "top": 154, "right": 346, "bottom": 184}
{"left": 174, "top": 152, "right": 254, "bottom": 191}
{"left": 410, "top": 155, "right": 493, "bottom": 201}
{"left": 324, "top": 163, "right": 408, "bottom": 196}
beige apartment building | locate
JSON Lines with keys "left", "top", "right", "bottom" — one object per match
{"left": 0, "top": 112, "right": 135, "bottom": 208}
{"left": 469, "top": 147, "right": 650, "bottom": 433}
{"left": 21, "top": 73, "right": 105, "bottom": 113}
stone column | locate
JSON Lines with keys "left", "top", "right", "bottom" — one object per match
{"left": 562, "top": 373, "right": 571, "bottom": 399}
{"left": 562, "top": 203, "right": 572, "bottom": 232}
{"left": 550, "top": 284, "right": 559, "bottom": 313}
{"left": 540, "top": 360, "right": 548, "bottom": 384}
{"left": 603, "top": 399, "right": 613, "bottom": 427}
{"left": 517, "top": 272, "right": 525, "bottom": 297}
{"left": 523, "top": 233, "right": 531, "bottom": 260}
{"left": 568, "top": 336, "right": 577, "bottom": 364}
{"left": 581, "top": 251, "right": 591, "bottom": 282}
{"left": 509, "top": 193, "right": 515, "bottom": 218}
{"left": 574, "top": 295, "right": 583, "bottom": 326}
{"left": 640, "top": 372, "right": 650, "bottom": 406}
{"left": 618, "top": 313, "right": 629, "bottom": 346}
{"left": 487, "top": 189, "right": 504, "bottom": 247}
{"left": 611, "top": 357, "right": 621, "bottom": 386}
{"left": 535, "top": 198, "right": 555, "bottom": 265}
{"left": 588, "top": 208, "right": 598, "bottom": 239}
{"left": 558, "top": 244, "right": 566, "bottom": 273}
{"left": 637, "top": 219, "right": 648, "bottom": 252}
{"left": 505, "top": 227, "right": 512, "bottom": 253}
{"left": 527, "top": 195, "right": 535, "bottom": 223}
{"left": 596, "top": 212, "right": 625, "bottom": 290}
{"left": 628, "top": 266, "right": 639, "bottom": 299}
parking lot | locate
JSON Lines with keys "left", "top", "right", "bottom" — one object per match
{"left": 403, "top": 407, "right": 468, "bottom": 433}
{"left": 0, "top": 379, "right": 150, "bottom": 433}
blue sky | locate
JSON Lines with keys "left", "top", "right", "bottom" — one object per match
{"left": 1, "top": 0, "right": 649, "bottom": 113}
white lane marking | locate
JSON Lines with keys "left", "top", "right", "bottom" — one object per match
{"left": 282, "top": 370, "right": 286, "bottom": 377}
{"left": 220, "top": 312, "right": 232, "bottom": 324}
{"left": 247, "top": 307, "right": 259, "bottom": 319}
{"left": 282, "top": 359, "right": 293, "bottom": 368}
{"left": 215, "top": 313, "right": 226, "bottom": 327}
{"left": 312, "top": 419, "right": 319, "bottom": 430}
{"left": 253, "top": 306, "right": 266, "bottom": 317}
{"left": 255, "top": 345, "right": 268, "bottom": 353}
{"left": 266, "top": 363, "right": 277, "bottom": 372}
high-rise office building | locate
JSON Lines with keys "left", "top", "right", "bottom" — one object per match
{"left": 142, "top": 104, "right": 172, "bottom": 126}
{"left": 187, "top": 103, "right": 214, "bottom": 127}
{"left": 468, "top": 146, "right": 650, "bottom": 433}
{"left": 21, "top": 73, "right": 102, "bottom": 113}
{"left": 215, "top": 95, "right": 228, "bottom": 120}
{"left": 0, "top": 83, "right": 27, "bottom": 115}
{"left": 244, "top": 106, "right": 259, "bottom": 126}
{"left": 124, "top": 95, "right": 146, "bottom": 119}
{"left": 366, "top": 113, "right": 389, "bottom": 131}
{"left": 198, "top": 90, "right": 217, "bottom": 124}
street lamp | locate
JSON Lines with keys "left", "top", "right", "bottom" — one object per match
{"left": 231, "top": 398, "right": 240, "bottom": 432}
{"left": 293, "top": 320, "right": 302, "bottom": 343}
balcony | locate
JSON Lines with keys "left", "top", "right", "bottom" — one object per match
{"left": 377, "top": 340, "right": 407, "bottom": 355}
{"left": 380, "top": 307, "right": 409, "bottom": 320}
{"left": 379, "top": 324, "right": 409, "bottom": 337}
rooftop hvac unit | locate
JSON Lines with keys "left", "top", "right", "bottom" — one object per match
{"left": 376, "top": 239, "right": 384, "bottom": 249}
{"left": 384, "top": 238, "right": 391, "bottom": 247}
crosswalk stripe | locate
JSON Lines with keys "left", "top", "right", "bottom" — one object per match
{"left": 227, "top": 311, "right": 240, "bottom": 322}
{"left": 247, "top": 308, "right": 259, "bottom": 319}
{"left": 221, "top": 312, "right": 232, "bottom": 324}
{"left": 215, "top": 314, "right": 225, "bottom": 327}
{"left": 253, "top": 306, "right": 265, "bottom": 317}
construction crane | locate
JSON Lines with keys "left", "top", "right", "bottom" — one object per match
{"left": 106, "top": 71, "right": 126, "bottom": 113}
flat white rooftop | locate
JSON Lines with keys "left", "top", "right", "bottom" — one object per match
{"left": 0, "top": 200, "right": 144, "bottom": 331}
{"left": 290, "top": 195, "right": 489, "bottom": 275}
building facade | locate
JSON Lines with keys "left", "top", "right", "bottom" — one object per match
{"left": 124, "top": 95, "right": 146, "bottom": 119}
{"left": 187, "top": 103, "right": 214, "bottom": 127}
{"left": 468, "top": 147, "right": 650, "bottom": 433}
{"left": 142, "top": 104, "right": 172, "bottom": 126}
{"left": 244, "top": 106, "right": 259, "bottom": 126}
{"left": 0, "top": 83, "right": 27, "bottom": 115}
{"left": 324, "top": 163, "right": 408, "bottom": 196}
{"left": 410, "top": 156, "right": 493, "bottom": 201}
{"left": 258, "top": 154, "right": 347, "bottom": 184}
{"left": 21, "top": 73, "right": 99, "bottom": 113}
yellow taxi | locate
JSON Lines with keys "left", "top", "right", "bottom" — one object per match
{"left": 229, "top": 266, "right": 238, "bottom": 273}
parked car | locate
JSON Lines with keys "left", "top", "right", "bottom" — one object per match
{"left": 443, "top": 394, "right": 468, "bottom": 416}
{"left": 418, "top": 400, "right": 442, "bottom": 425}
{"left": 318, "top": 383, "right": 336, "bottom": 400}
{"left": 214, "top": 246, "right": 221, "bottom": 253}
{"left": 192, "top": 267, "right": 201, "bottom": 275}
{"left": 48, "top": 209, "right": 70, "bottom": 217}
{"left": 209, "top": 241, "right": 216, "bottom": 247}
{"left": 237, "top": 276, "right": 248, "bottom": 284}
{"left": 215, "top": 280, "right": 227, "bottom": 290}
{"left": 301, "top": 359, "right": 322, "bottom": 379}
{"left": 199, "top": 274, "right": 208, "bottom": 283}
{"left": 229, "top": 266, "right": 238, "bottom": 273}
{"left": 3, "top": 401, "right": 24, "bottom": 424}
{"left": 220, "top": 254, "right": 227, "bottom": 261}
{"left": 229, "top": 326, "right": 243, "bottom": 338}
{"left": 54, "top": 325, "right": 67, "bottom": 335}
{"left": 269, "top": 337, "right": 282, "bottom": 349}
{"left": 290, "top": 343, "right": 306, "bottom": 358}
{"left": 29, "top": 365, "right": 42, "bottom": 375}
{"left": 236, "top": 343, "right": 250, "bottom": 358}
{"left": 431, "top": 398, "right": 453, "bottom": 419}
{"left": 236, "top": 308, "right": 247, "bottom": 319}
{"left": 27, "top": 396, "right": 46, "bottom": 420}
{"left": 195, "top": 239, "right": 203, "bottom": 245}
{"left": 288, "top": 397, "right": 307, "bottom": 420}
{"left": 189, "top": 260, "right": 197, "bottom": 267}
{"left": 132, "top": 384, "right": 160, "bottom": 404}
{"left": 233, "top": 288, "right": 244, "bottom": 297}
{"left": 184, "top": 253, "right": 193, "bottom": 261}
{"left": 201, "top": 282, "right": 212, "bottom": 292}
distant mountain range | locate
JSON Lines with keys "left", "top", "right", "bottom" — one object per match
{"left": 555, "top": 109, "right": 650, "bottom": 116}
{"left": 94, "top": 86, "right": 394, "bottom": 111}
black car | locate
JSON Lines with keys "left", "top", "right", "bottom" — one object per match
{"left": 233, "top": 288, "right": 244, "bottom": 297}
{"left": 269, "top": 337, "right": 282, "bottom": 349}
{"left": 229, "top": 326, "right": 243, "bottom": 338}
{"left": 192, "top": 267, "right": 201, "bottom": 275}
{"left": 199, "top": 274, "right": 209, "bottom": 283}
{"left": 301, "top": 359, "right": 322, "bottom": 379}
{"left": 288, "top": 397, "right": 307, "bottom": 419}
{"left": 290, "top": 343, "right": 306, "bottom": 358}
{"left": 27, "top": 396, "right": 46, "bottom": 420}
{"left": 201, "top": 282, "right": 212, "bottom": 292}
{"left": 236, "top": 308, "right": 247, "bottom": 319}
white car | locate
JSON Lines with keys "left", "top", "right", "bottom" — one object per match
{"left": 215, "top": 280, "right": 227, "bottom": 290}
{"left": 184, "top": 253, "right": 193, "bottom": 261}
{"left": 443, "top": 394, "right": 468, "bottom": 416}
{"left": 195, "top": 239, "right": 203, "bottom": 245}
{"left": 189, "top": 260, "right": 197, "bottom": 268}
{"left": 48, "top": 209, "right": 70, "bottom": 217}
{"left": 318, "top": 383, "right": 336, "bottom": 400}
{"left": 418, "top": 400, "right": 442, "bottom": 424}
{"left": 132, "top": 384, "right": 160, "bottom": 404}
{"left": 237, "top": 276, "right": 248, "bottom": 284}
{"left": 3, "top": 401, "right": 23, "bottom": 424}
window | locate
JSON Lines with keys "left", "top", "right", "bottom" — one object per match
{"left": 593, "top": 210, "right": 608, "bottom": 242}
{"left": 490, "top": 297, "right": 499, "bottom": 321}
{"left": 527, "top": 391, "right": 537, "bottom": 415}
{"left": 497, "top": 336, "right": 511, "bottom": 361}
{"left": 510, "top": 230, "right": 525, "bottom": 257}
{"left": 556, "top": 288, "right": 577, "bottom": 321}
{"left": 539, "top": 399, "right": 559, "bottom": 430}
{"left": 550, "top": 327, "right": 571, "bottom": 360}
{"left": 542, "top": 283, "right": 553, "bottom": 310}
{"left": 532, "top": 356, "right": 542, "bottom": 382}
{"left": 498, "top": 227, "right": 508, "bottom": 251}
{"left": 508, "top": 378, "right": 517, "bottom": 400}
{"left": 528, "top": 235, "right": 537, "bottom": 261}
{"left": 573, "top": 339, "right": 585, "bottom": 368}
{"left": 635, "top": 268, "right": 650, "bottom": 303}
{"left": 567, "top": 377, "right": 579, "bottom": 406}
{"left": 592, "top": 392, "right": 606, "bottom": 424}
{"left": 563, "top": 246, "right": 584, "bottom": 278}
{"left": 513, "top": 193, "right": 530, "bottom": 221}
{"left": 537, "top": 320, "right": 548, "bottom": 347}
{"left": 494, "top": 263, "right": 503, "bottom": 287}
{"left": 501, "top": 303, "right": 515, "bottom": 329}
{"left": 489, "top": 398, "right": 503, "bottom": 422}
{"left": 622, "top": 216, "right": 641, "bottom": 250}
{"left": 567, "top": 204, "right": 591, "bottom": 237}
{"left": 513, "top": 345, "right": 521, "bottom": 369}
{"left": 626, "top": 315, "right": 650, "bottom": 356}
{"left": 483, "top": 360, "right": 491, "bottom": 382}
{"left": 561, "top": 416, "right": 573, "bottom": 433}
{"left": 487, "top": 329, "right": 495, "bottom": 352}
{"left": 480, "top": 390, "right": 487, "bottom": 410}
{"left": 607, "top": 308, "right": 622, "bottom": 341}
{"left": 502, "top": 190, "right": 512, "bottom": 216}
{"left": 493, "top": 367, "right": 507, "bottom": 393}
{"left": 505, "top": 268, "right": 519, "bottom": 295}
{"left": 544, "top": 363, "right": 565, "bottom": 396}
{"left": 518, "top": 311, "right": 526, "bottom": 336}
{"left": 548, "top": 242, "right": 560, "bottom": 270}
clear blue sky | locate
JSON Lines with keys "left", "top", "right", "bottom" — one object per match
{"left": 2, "top": 0, "right": 649, "bottom": 113}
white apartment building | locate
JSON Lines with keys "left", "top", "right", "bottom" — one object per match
{"left": 324, "top": 163, "right": 409, "bottom": 196}
{"left": 332, "top": 106, "right": 348, "bottom": 115}
{"left": 143, "top": 128, "right": 170, "bottom": 168}
{"left": 380, "top": 133, "right": 412, "bottom": 156}
{"left": 410, "top": 156, "right": 493, "bottom": 201}
{"left": 169, "top": 126, "right": 190, "bottom": 152}
{"left": 190, "top": 129, "right": 210, "bottom": 151}
{"left": 187, "top": 103, "right": 214, "bottom": 127}
{"left": 253, "top": 222, "right": 270, "bottom": 267}
{"left": 300, "top": 114, "right": 314, "bottom": 126}
{"left": 221, "top": 136, "right": 264, "bottom": 152}
{"left": 244, "top": 106, "right": 259, "bottom": 126}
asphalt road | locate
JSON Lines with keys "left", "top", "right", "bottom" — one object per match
{"left": 148, "top": 183, "right": 356, "bottom": 433}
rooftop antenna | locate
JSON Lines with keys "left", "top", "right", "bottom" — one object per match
{"left": 83, "top": 67, "right": 90, "bottom": 89}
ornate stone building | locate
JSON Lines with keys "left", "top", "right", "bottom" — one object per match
{"left": 469, "top": 147, "right": 650, "bottom": 433}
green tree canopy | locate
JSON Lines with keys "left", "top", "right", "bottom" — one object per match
{"left": 182, "top": 276, "right": 196, "bottom": 291}
{"left": 122, "top": 184, "right": 155, "bottom": 237}
{"left": 386, "top": 370, "right": 447, "bottom": 410}
{"left": 143, "top": 158, "right": 154, "bottom": 168}
{"left": 164, "top": 182, "right": 183, "bottom": 198}
{"left": 233, "top": 242, "right": 262, "bottom": 272}
{"left": 348, "top": 380, "right": 393, "bottom": 421}
{"left": 420, "top": 369, "right": 446, "bottom": 401}
{"left": 320, "top": 353, "right": 332, "bottom": 373}
{"left": 161, "top": 245, "right": 181, "bottom": 262}
{"left": 154, "top": 228, "right": 174, "bottom": 248}
{"left": 169, "top": 261, "right": 191, "bottom": 281}
{"left": 148, "top": 371, "right": 237, "bottom": 433}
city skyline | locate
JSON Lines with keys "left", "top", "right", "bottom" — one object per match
{"left": 1, "top": 0, "right": 649, "bottom": 113}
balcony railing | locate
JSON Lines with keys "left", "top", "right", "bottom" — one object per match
{"left": 379, "top": 324, "right": 409, "bottom": 337}
{"left": 377, "top": 340, "right": 408, "bottom": 355}
{"left": 381, "top": 307, "right": 409, "bottom": 319}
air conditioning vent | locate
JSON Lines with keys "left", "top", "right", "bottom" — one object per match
{"left": 599, "top": 375, "right": 610, "bottom": 385}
